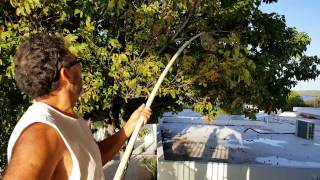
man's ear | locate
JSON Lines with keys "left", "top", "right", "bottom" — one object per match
{"left": 59, "top": 67, "right": 71, "bottom": 83}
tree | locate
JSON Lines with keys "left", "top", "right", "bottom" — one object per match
{"left": 305, "top": 98, "right": 320, "bottom": 107}
{"left": 283, "top": 91, "right": 308, "bottom": 111}
{"left": 1, "top": 0, "right": 320, "bottom": 174}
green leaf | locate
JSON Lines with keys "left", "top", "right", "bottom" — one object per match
{"left": 107, "top": 0, "right": 116, "bottom": 10}
{"left": 169, "top": 90, "right": 176, "bottom": 99}
{"left": 113, "top": 84, "right": 118, "bottom": 91}
{"left": 118, "top": 0, "right": 126, "bottom": 9}
{"left": 122, "top": 71, "right": 130, "bottom": 78}
{"left": 108, "top": 38, "right": 121, "bottom": 49}
{"left": 74, "top": 9, "right": 81, "bottom": 16}
{"left": 126, "top": 79, "right": 137, "bottom": 89}
{"left": 64, "top": 34, "right": 78, "bottom": 43}
{"left": 33, "top": 0, "right": 41, "bottom": 7}
{"left": 24, "top": 2, "right": 31, "bottom": 14}
{"left": 119, "top": 54, "right": 128, "bottom": 62}
{"left": 136, "top": 86, "right": 142, "bottom": 96}
{"left": 85, "top": 16, "right": 95, "bottom": 31}
{"left": 59, "top": 12, "right": 67, "bottom": 22}
{"left": 242, "top": 68, "right": 251, "bottom": 83}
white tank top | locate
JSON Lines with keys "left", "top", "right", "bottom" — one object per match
{"left": 7, "top": 102, "right": 105, "bottom": 180}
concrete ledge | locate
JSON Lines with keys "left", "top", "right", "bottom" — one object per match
{"left": 293, "top": 107, "right": 320, "bottom": 119}
{"left": 158, "top": 160, "right": 320, "bottom": 180}
{"left": 160, "top": 116, "right": 265, "bottom": 126}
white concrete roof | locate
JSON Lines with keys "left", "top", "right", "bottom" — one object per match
{"left": 279, "top": 111, "right": 297, "bottom": 117}
{"left": 159, "top": 110, "right": 320, "bottom": 168}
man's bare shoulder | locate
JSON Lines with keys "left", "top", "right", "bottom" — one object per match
{"left": 13, "top": 123, "right": 65, "bottom": 154}
{"left": 4, "top": 123, "right": 66, "bottom": 180}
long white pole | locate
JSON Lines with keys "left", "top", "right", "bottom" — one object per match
{"left": 113, "top": 32, "right": 204, "bottom": 180}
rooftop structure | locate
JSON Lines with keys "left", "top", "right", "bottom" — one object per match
{"left": 158, "top": 109, "right": 320, "bottom": 180}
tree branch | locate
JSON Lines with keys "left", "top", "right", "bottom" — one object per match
{"left": 159, "top": 0, "right": 199, "bottom": 54}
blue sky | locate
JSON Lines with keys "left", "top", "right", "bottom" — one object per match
{"left": 260, "top": 0, "right": 320, "bottom": 90}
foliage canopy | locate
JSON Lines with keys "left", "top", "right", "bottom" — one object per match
{"left": 1, "top": 0, "right": 320, "bottom": 173}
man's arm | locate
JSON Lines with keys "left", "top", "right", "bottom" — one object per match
{"left": 98, "top": 104, "right": 152, "bottom": 165}
{"left": 4, "top": 123, "right": 65, "bottom": 180}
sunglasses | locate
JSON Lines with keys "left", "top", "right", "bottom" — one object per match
{"left": 63, "top": 60, "right": 82, "bottom": 68}
{"left": 53, "top": 57, "right": 82, "bottom": 81}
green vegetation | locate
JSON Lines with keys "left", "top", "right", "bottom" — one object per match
{"left": 1, "top": 0, "right": 320, "bottom": 174}
{"left": 296, "top": 90, "right": 320, "bottom": 107}
{"left": 138, "top": 128, "right": 151, "bottom": 139}
{"left": 305, "top": 98, "right": 320, "bottom": 107}
{"left": 283, "top": 91, "right": 309, "bottom": 111}
{"left": 140, "top": 158, "right": 157, "bottom": 180}
{"left": 296, "top": 90, "right": 320, "bottom": 97}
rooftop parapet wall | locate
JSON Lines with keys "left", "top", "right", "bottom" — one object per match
{"left": 293, "top": 107, "right": 320, "bottom": 119}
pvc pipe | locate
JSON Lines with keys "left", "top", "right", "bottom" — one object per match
{"left": 113, "top": 32, "right": 205, "bottom": 180}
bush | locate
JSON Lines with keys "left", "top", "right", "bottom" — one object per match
{"left": 283, "top": 91, "right": 308, "bottom": 111}
{"left": 305, "top": 98, "right": 320, "bottom": 107}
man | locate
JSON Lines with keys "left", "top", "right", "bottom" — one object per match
{"left": 4, "top": 34, "right": 152, "bottom": 180}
